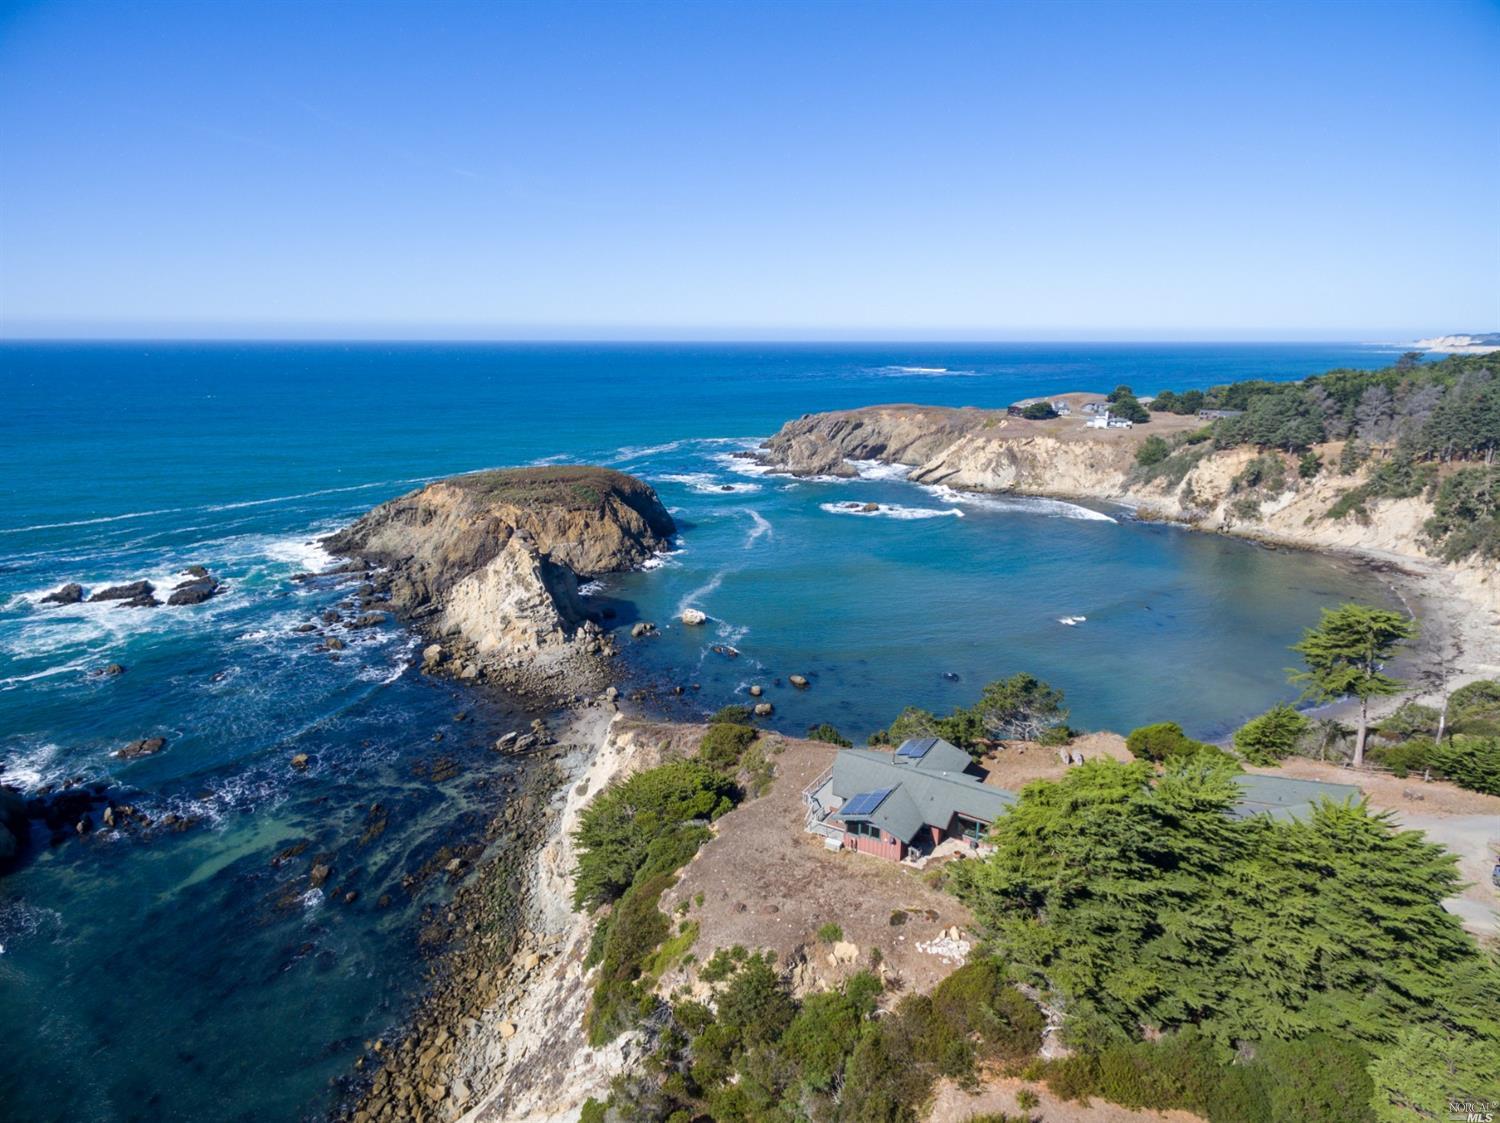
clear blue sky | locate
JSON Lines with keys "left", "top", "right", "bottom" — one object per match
{"left": 1, "top": 0, "right": 1496, "bottom": 340}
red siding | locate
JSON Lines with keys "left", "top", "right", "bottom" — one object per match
{"left": 844, "top": 829, "right": 905, "bottom": 861}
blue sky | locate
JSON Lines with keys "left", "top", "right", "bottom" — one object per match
{"left": 1, "top": 0, "right": 1495, "bottom": 340}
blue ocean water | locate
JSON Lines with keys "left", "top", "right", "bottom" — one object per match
{"left": 0, "top": 341, "right": 1402, "bottom": 1121}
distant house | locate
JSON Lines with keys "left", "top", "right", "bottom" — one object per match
{"left": 1086, "top": 410, "right": 1132, "bottom": 429}
{"left": 1050, "top": 399, "right": 1072, "bottom": 416}
{"left": 1081, "top": 401, "right": 1108, "bottom": 414}
{"left": 1198, "top": 408, "right": 1244, "bottom": 420}
{"left": 802, "top": 740, "right": 1359, "bottom": 864}
{"left": 804, "top": 738, "right": 1016, "bottom": 862}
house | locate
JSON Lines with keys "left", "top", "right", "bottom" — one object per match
{"left": 1050, "top": 399, "right": 1072, "bottom": 416}
{"left": 1085, "top": 411, "right": 1112, "bottom": 429}
{"left": 1107, "top": 415, "right": 1134, "bottom": 429}
{"left": 1081, "top": 401, "right": 1108, "bottom": 414}
{"left": 806, "top": 738, "right": 1016, "bottom": 862}
{"left": 803, "top": 739, "right": 1361, "bottom": 864}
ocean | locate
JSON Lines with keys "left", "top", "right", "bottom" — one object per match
{"left": 0, "top": 341, "right": 1403, "bottom": 1121}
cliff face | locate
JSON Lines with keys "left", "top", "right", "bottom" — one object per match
{"left": 324, "top": 467, "right": 675, "bottom": 674}
{"left": 759, "top": 407, "right": 1499, "bottom": 613}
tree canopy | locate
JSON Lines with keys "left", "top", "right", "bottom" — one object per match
{"left": 1289, "top": 603, "right": 1415, "bottom": 764}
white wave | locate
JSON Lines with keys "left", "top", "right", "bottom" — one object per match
{"left": 0, "top": 742, "right": 68, "bottom": 792}
{"left": 0, "top": 479, "right": 426, "bottom": 536}
{"left": 0, "top": 507, "right": 187, "bottom": 534}
{"left": 743, "top": 509, "right": 772, "bottom": 548}
{"left": 819, "top": 502, "right": 963, "bottom": 520}
{"left": 676, "top": 570, "right": 725, "bottom": 615}
{"left": 922, "top": 485, "right": 1117, "bottom": 523}
{"left": 259, "top": 535, "right": 337, "bottom": 572}
{"left": 848, "top": 459, "right": 914, "bottom": 482}
{"left": 875, "top": 365, "right": 981, "bottom": 377}
{"left": 612, "top": 439, "right": 688, "bottom": 462}
{"left": 716, "top": 622, "right": 749, "bottom": 646}
{"left": 658, "top": 473, "right": 762, "bottom": 495}
{"left": 578, "top": 579, "right": 604, "bottom": 596}
{"left": 709, "top": 452, "right": 780, "bottom": 478}
{"left": 301, "top": 888, "right": 325, "bottom": 911}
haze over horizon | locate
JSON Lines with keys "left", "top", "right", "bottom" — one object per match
{"left": 1, "top": 0, "right": 1496, "bottom": 341}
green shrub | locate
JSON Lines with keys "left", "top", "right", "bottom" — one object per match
{"left": 1428, "top": 736, "right": 1500, "bottom": 795}
{"left": 573, "top": 761, "right": 735, "bottom": 909}
{"left": 806, "top": 722, "right": 853, "bottom": 747}
{"left": 1377, "top": 702, "right": 1440, "bottom": 740}
{"left": 1368, "top": 737, "right": 1436, "bottom": 778}
{"left": 930, "top": 959, "right": 1045, "bottom": 1061}
{"left": 1425, "top": 465, "right": 1500, "bottom": 562}
{"left": 1233, "top": 703, "right": 1310, "bottom": 763}
{"left": 1299, "top": 450, "right": 1322, "bottom": 478}
{"left": 1126, "top": 721, "right": 1214, "bottom": 763}
{"left": 1257, "top": 1034, "right": 1374, "bottom": 1123}
{"left": 1021, "top": 400, "right": 1058, "bottom": 420}
{"left": 816, "top": 922, "right": 843, "bottom": 943}
{"left": 710, "top": 704, "right": 753, "bottom": 724}
{"left": 1136, "top": 435, "right": 1171, "bottom": 467}
{"left": 1016, "top": 1087, "right": 1040, "bottom": 1110}
{"left": 779, "top": 972, "right": 880, "bottom": 1090}
{"left": 699, "top": 722, "right": 758, "bottom": 771}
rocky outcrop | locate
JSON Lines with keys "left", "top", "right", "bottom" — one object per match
{"left": 323, "top": 468, "right": 675, "bottom": 691}
{"left": 758, "top": 405, "right": 1500, "bottom": 618}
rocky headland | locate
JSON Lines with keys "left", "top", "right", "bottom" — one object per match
{"left": 323, "top": 467, "right": 676, "bottom": 701}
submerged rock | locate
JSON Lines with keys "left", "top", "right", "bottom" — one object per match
{"left": 41, "top": 583, "right": 84, "bottom": 605}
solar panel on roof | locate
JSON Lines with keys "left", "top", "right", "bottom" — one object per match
{"left": 897, "top": 738, "right": 936, "bottom": 758}
{"left": 841, "top": 787, "right": 894, "bottom": 817}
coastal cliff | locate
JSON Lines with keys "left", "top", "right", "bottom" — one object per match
{"left": 324, "top": 467, "right": 675, "bottom": 692}
{"left": 759, "top": 405, "right": 1500, "bottom": 619}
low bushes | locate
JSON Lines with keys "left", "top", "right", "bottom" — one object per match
{"left": 1038, "top": 1031, "right": 1375, "bottom": 1123}
{"left": 592, "top": 957, "right": 1044, "bottom": 1123}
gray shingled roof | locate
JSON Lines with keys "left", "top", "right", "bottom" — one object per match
{"left": 832, "top": 748, "right": 1016, "bottom": 843}
{"left": 894, "top": 736, "right": 974, "bottom": 774}
{"left": 1231, "top": 773, "right": 1361, "bottom": 821}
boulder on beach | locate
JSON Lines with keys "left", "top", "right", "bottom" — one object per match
{"left": 41, "top": 583, "right": 84, "bottom": 605}
{"left": 681, "top": 608, "right": 707, "bottom": 626}
{"left": 89, "top": 581, "right": 154, "bottom": 603}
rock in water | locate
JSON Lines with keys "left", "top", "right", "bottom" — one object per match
{"left": 753, "top": 702, "right": 774, "bottom": 716}
{"left": 681, "top": 608, "right": 707, "bottom": 626}
{"left": 41, "top": 583, "right": 84, "bottom": 605}
{"left": 115, "top": 737, "right": 167, "bottom": 760}
{"left": 789, "top": 674, "right": 810, "bottom": 689}
{"left": 89, "top": 581, "right": 154, "bottom": 603}
{"left": 168, "top": 576, "right": 221, "bottom": 605}
{"left": 182, "top": 565, "right": 210, "bottom": 578}
{"left": 630, "top": 621, "right": 656, "bottom": 638}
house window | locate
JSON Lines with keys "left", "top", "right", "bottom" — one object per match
{"left": 845, "top": 820, "right": 881, "bottom": 840}
{"left": 954, "top": 815, "right": 988, "bottom": 842}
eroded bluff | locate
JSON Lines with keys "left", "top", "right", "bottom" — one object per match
{"left": 324, "top": 467, "right": 674, "bottom": 672}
